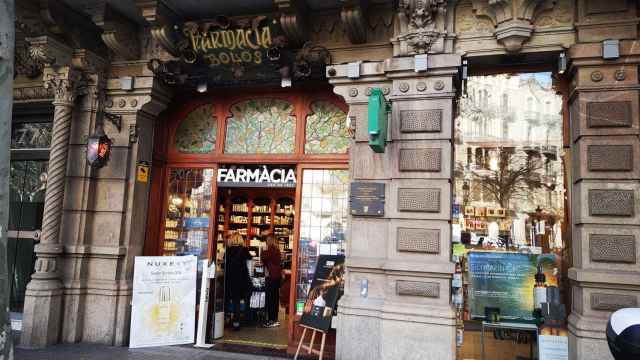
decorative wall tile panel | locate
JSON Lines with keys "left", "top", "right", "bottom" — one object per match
{"left": 396, "top": 281, "right": 440, "bottom": 298}
{"left": 400, "top": 110, "right": 442, "bottom": 133}
{"left": 399, "top": 148, "right": 442, "bottom": 172}
{"left": 588, "top": 190, "right": 635, "bottom": 216}
{"left": 397, "top": 228, "right": 440, "bottom": 253}
{"left": 591, "top": 293, "right": 638, "bottom": 311}
{"left": 587, "top": 101, "right": 632, "bottom": 128}
{"left": 589, "top": 234, "right": 636, "bottom": 263}
{"left": 587, "top": 145, "right": 633, "bottom": 171}
{"left": 398, "top": 188, "right": 440, "bottom": 212}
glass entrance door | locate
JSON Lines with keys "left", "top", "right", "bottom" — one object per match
{"left": 8, "top": 160, "right": 48, "bottom": 312}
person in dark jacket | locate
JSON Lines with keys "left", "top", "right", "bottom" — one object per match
{"left": 260, "top": 234, "right": 282, "bottom": 328}
{"left": 225, "top": 233, "right": 252, "bottom": 330}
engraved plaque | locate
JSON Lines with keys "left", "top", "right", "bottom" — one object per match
{"left": 587, "top": 102, "right": 632, "bottom": 128}
{"left": 398, "top": 188, "right": 440, "bottom": 212}
{"left": 399, "top": 148, "right": 442, "bottom": 172}
{"left": 350, "top": 182, "right": 385, "bottom": 216}
{"left": 591, "top": 293, "right": 638, "bottom": 311}
{"left": 587, "top": 0, "right": 627, "bottom": 14}
{"left": 587, "top": 145, "right": 633, "bottom": 171}
{"left": 588, "top": 190, "right": 635, "bottom": 216}
{"left": 396, "top": 281, "right": 439, "bottom": 298}
{"left": 397, "top": 228, "right": 440, "bottom": 253}
{"left": 400, "top": 110, "right": 442, "bottom": 133}
{"left": 590, "top": 234, "right": 636, "bottom": 263}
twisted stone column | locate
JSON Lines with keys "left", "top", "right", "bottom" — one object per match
{"left": 21, "top": 66, "right": 81, "bottom": 348}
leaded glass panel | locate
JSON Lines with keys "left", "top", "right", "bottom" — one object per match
{"left": 175, "top": 104, "right": 217, "bottom": 153}
{"left": 224, "top": 99, "right": 296, "bottom": 154}
{"left": 305, "top": 101, "right": 349, "bottom": 154}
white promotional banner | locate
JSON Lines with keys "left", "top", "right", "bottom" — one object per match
{"left": 130, "top": 256, "right": 198, "bottom": 348}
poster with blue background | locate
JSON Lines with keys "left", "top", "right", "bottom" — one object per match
{"left": 467, "top": 251, "right": 558, "bottom": 321}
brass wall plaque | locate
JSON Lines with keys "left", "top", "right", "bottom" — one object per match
{"left": 350, "top": 182, "right": 385, "bottom": 216}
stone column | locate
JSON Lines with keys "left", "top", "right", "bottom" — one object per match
{"left": 567, "top": 2, "right": 640, "bottom": 358}
{"left": 330, "top": 54, "right": 460, "bottom": 360}
{"left": 21, "top": 66, "right": 81, "bottom": 348}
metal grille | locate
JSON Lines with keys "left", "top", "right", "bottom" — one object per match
{"left": 588, "top": 189, "right": 635, "bottom": 216}
{"left": 397, "top": 228, "right": 440, "bottom": 253}
{"left": 398, "top": 188, "right": 440, "bottom": 212}
{"left": 589, "top": 234, "right": 636, "bottom": 263}
{"left": 591, "top": 293, "right": 638, "bottom": 311}
{"left": 400, "top": 110, "right": 442, "bottom": 133}
{"left": 399, "top": 148, "right": 442, "bottom": 172}
{"left": 587, "top": 145, "right": 633, "bottom": 171}
{"left": 396, "top": 281, "right": 440, "bottom": 298}
{"left": 587, "top": 101, "right": 632, "bottom": 128}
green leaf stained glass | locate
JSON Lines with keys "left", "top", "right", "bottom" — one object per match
{"left": 224, "top": 99, "right": 296, "bottom": 154}
{"left": 175, "top": 104, "right": 217, "bottom": 153}
{"left": 305, "top": 101, "right": 349, "bottom": 154}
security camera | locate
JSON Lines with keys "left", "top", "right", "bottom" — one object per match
{"left": 606, "top": 308, "right": 640, "bottom": 360}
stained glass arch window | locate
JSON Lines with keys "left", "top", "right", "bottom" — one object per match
{"left": 224, "top": 99, "right": 296, "bottom": 154}
{"left": 175, "top": 104, "right": 217, "bottom": 154}
{"left": 304, "top": 101, "right": 349, "bottom": 154}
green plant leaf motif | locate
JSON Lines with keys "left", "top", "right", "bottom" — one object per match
{"left": 224, "top": 98, "right": 296, "bottom": 154}
{"left": 175, "top": 104, "right": 217, "bottom": 153}
{"left": 305, "top": 101, "right": 349, "bottom": 154}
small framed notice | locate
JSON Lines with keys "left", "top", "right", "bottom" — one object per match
{"left": 350, "top": 182, "right": 385, "bottom": 216}
{"left": 539, "top": 334, "right": 568, "bottom": 360}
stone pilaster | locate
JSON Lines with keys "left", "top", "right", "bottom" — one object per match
{"left": 329, "top": 54, "right": 460, "bottom": 360}
{"left": 21, "top": 65, "right": 82, "bottom": 348}
{"left": 567, "top": 21, "right": 640, "bottom": 360}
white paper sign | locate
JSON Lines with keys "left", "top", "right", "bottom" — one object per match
{"left": 130, "top": 256, "right": 198, "bottom": 348}
{"left": 539, "top": 335, "right": 569, "bottom": 360}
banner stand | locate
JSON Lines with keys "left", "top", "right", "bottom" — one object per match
{"left": 194, "top": 260, "right": 215, "bottom": 348}
{"left": 294, "top": 325, "right": 327, "bottom": 360}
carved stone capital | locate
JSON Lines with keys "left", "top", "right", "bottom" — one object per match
{"left": 393, "top": 0, "right": 449, "bottom": 55}
{"left": 24, "top": 35, "right": 73, "bottom": 68}
{"left": 471, "top": 0, "right": 556, "bottom": 52}
{"left": 43, "top": 66, "right": 83, "bottom": 106}
{"left": 136, "top": 0, "right": 184, "bottom": 57}
{"left": 341, "top": 0, "right": 369, "bottom": 44}
{"left": 93, "top": 3, "right": 140, "bottom": 60}
{"left": 274, "top": 0, "right": 308, "bottom": 47}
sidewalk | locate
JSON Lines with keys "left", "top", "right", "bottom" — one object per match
{"left": 15, "top": 343, "right": 290, "bottom": 360}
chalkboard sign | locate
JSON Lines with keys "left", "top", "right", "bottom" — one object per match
{"left": 299, "top": 255, "right": 345, "bottom": 332}
{"left": 350, "top": 182, "right": 385, "bottom": 216}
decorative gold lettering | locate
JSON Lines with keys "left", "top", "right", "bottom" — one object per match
{"left": 218, "top": 52, "right": 230, "bottom": 64}
{"left": 260, "top": 27, "right": 272, "bottom": 48}
{"left": 210, "top": 31, "right": 222, "bottom": 49}
{"left": 223, "top": 31, "right": 236, "bottom": 50}
{"left": 230, "top": 52, "right": 243, "bottom": 63}
{"left": 241, "top": 51, "right": 252, "bottom": 62}
{"left": 254, "top": 51, "right": 262, "bottom": 64}
{"left": 187, "top": 30, "right": 201, "bottom": 52}
{"left": 245, "top": 30, "right": 260, "bottom": 50}
{"left": 205, "top": 54, "right": 220, "bottom": 66}
{"left": 201, "top": 33, "right": 212, "bottom": 52}
{"left": 236, "top": 29, "right": 247, "bottom": 49}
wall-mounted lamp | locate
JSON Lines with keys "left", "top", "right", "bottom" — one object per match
{"left": 87, "top": 127, "right": 112, "bottom": 168}
{"left": 557, "top": 52, "right": 567, "bottom": 74}
{"left": 196, "top": 81, "right": 208, "bottom": 93}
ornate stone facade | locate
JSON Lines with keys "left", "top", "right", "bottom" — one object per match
{"left": 10, "top": 1, "right": 640, "bottom": 360}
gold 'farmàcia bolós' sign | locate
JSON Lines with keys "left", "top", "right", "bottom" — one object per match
{"left": 182, "top": 19, "right": 282, "bottom": 67}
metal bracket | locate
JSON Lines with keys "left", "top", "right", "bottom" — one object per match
{"left": 104, "top": 112, "right": 122, "bottom": 132}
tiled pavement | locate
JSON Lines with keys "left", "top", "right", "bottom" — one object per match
{"left": 15, "top": 343, "right": 291, "bottom": 360}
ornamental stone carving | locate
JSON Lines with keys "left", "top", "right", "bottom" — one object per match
{"left": 470, "top": 0, "right": 557, "bottom": 52}
{"left": 392, "top": 0, "right": 449, "bottom": 56}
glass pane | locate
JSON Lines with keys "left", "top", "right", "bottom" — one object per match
{"left": 11, "top": 122, "right": 52, "bottom": 149}
{"left": 175, "top": 104, "right": 217, "bottom": 153}
{"left": 295, "top": 169, "right": 349, "bottom": 315}
{"left": 8, "top": 160, "right": 48, "bottom": 312}
{"left": 162, "top": 168, "right": 214, "bottom": 259}
{"left": 453, "top": 73, "right": 567, "bottom": 324}
{"left": 224, "top": 99, "right": 296, "bottom": 154}
{"left": 305, "top": 101, "right": 350, "bottom": 154}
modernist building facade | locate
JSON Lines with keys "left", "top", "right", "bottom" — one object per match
{"left": 8, "top": 0, "right": 640, "bottom": 359}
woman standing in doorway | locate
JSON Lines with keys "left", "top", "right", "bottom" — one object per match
{"left": 261, "top": 234, "right": 282, "bottom": 328}
{"left": 225, "top": 233, "right": 252, "bottom": 331}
